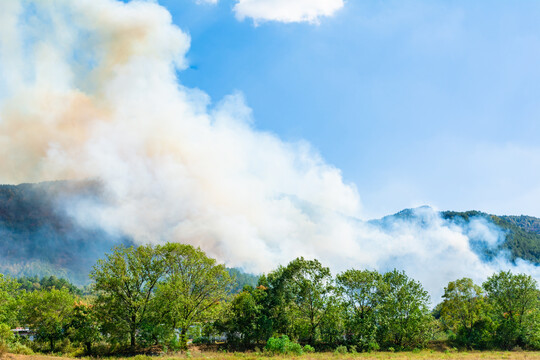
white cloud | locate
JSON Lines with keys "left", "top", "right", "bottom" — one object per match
{"left": 234, "top": 0, "right": 344, "bottom": 24}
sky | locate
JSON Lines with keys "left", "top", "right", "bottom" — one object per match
{"left": 2, "top": 0, "right": 540, "bottom": 297}
{"left": 157, "top": 0, "right": 540, "bottom": 219}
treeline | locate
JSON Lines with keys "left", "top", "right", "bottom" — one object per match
{"left": 0, "top": 243, "right": 539, "bottom": 356}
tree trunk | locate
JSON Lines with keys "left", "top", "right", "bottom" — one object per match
{"left": 131, "top": 315, "right": 137, "bottom": 350}
{"left": 180, "top": 328, "right": 188, "bottom": 351}
{"left": 85, "top": 341, "right": 92, "bottom": 354}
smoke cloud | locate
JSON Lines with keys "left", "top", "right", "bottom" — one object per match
{"left": 0, "top": 0, "right": 538, "bottom": 301}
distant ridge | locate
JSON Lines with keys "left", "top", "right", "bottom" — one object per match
{"left": 0, "top": 182, "right": 539, "bottom": 284}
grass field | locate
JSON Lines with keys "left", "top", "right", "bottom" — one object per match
{"left": 5, "top": 351, "right": 540, "bottom": 360}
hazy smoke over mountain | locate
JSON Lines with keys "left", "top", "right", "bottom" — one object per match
{"left": 0, "top": 0, "right": 538, "bottom": 300}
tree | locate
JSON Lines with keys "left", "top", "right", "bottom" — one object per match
{"left": 483, "top": 271, "right": 540, "bottom": 349}
{"left": 67, "top": 301, "right": 101, "bottom": 353}
{"left": 0, "top": 274, "right": 19, "bottom": 327}
{"left": 90, "top": 244, "right": 167, "bottom": 349}
{"left": 269, "top": 257, "right": 336, "bottom": 345}
{"left": 0, "top": 274, "right": 19, "bottom": 346}
{"left": 21, "top": 287, "right": 75, "bottom": 351}
{"left": 336, "top": 269, "right": 382, "bottom": 350}
{"left": 440, "top": 278, "right": 492, "bottom": 349}
{"left": 220, "top": 285, "right": 268, "bottom": 349}
{"left": 153, "top": 243, "right": 232, "bottom": 350}
{"left": 377, "top": 270, "right": 433, "bottom": 350}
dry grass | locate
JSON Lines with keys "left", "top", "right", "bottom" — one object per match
{"left": 6, "top": 350, "right": 540, "bottom": 360}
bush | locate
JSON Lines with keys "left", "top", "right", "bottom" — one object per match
{"left": 133, "top": 355, "right": 152, "bottom": 360}
{"left": 303, "top": 344, "right": 315, "bottom": 353}
{"left": 8, "top": 342, "right": 34, "bottom": 355}
{"left": 334, "top": 345, "right": 347, "bottom": 354}
{"left": 265, "top": 336, "right": 303, "bottom": 355}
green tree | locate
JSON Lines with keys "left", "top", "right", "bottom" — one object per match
{"left": 0, "top": 274, "right": 20, "bottom": 346}
{"left": 21, "top": 287, "right": 75, "bottom": 351}
{"left": 440, "top": 278, "right": 492, "bottom": 349}
{"left": 67, "top": 301, "right": 101, "bottom": 353}
{"left": 336, "top": 269, "right": 382, "bottom": 350}
{"left": 483, "top": 271, "right": 540, "bottom": 349}
{"left": 0, "top": 274, "right": 20, "bottom": 327}
{"left": 270, "top": 257, "right": 336, "bottom": 345}
{"left": 220, "top": 285, "right": 268, "bottom": 348}
{"left": 377, "top": 270, "right": 433, "bottom": 350}
{"left": 90, "top": 244, "right": 167, "bottom": 349}
{"left": 153, "top": 243, "right": 232, "bottom": 350}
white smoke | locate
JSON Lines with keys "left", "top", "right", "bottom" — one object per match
{"left": 0, "top": 0, "right": 538, "bottom": 301}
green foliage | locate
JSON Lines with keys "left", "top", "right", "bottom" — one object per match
{"left": 265, "top": 335, "right": 303, "bottom": 355}
{"left": 0, "top": 274, "right": 20, "bottom": 327}
{"left": 220, "top": 285, "right": 269, "bottom": 348}
{"left": 91, "top": 244, "right": 166, "bottom": 349}
{"left": 227, "top": 268, "right": 259, "bottom": 294}
{"left": 66, "top": 301, "right": 101, "bottom": 353}
{"left": 270, "top": 257, "right": 336, "bottom": 345}
{"left": 336, "top": 269, "right": 381, "bottom": 351}
{"left": 334, "top": 345, "right": 347, "bottom": 354}
{"left": 377, "top": 269, "right": 434, "bottom": 350}
{"left": 303, "top": 344, "right": 315, "bottom": 353}
{"left": 483, "top": 271, "right": 540, "bottom": 349}
{"left": 442, "top": 211, "right": 540, "bottom": 265}
{"left": 440, "top": 278, "right": 492, "bottom": 349}
{"left": 8, "top": 342, "right": 33, "bottom": 355}
{"left": 17, "top": 275, "right": 83, "bottom": 295}
{"left": 153, "top": 243, "right": 232, "bottom": 350}
{"left": 20, "top": 287, "right": 75, "bottom": 351}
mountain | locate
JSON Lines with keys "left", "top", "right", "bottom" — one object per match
{"left": 1, "top": 181, "right": 539, "bottom": 285}
{"left": 0, "top": 181, "right": 259, "bottom": 288}
{"left": 376, "top": 208, "right": 540, "bottom": 265}
{"left": 0, "top": 180, "right": 133, "bottom": 284}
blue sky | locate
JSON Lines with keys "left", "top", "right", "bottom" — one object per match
{"left": 158, "top": 0, "right": 540, "bottom": 218}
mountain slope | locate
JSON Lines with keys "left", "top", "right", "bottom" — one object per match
{"left": 1, "top": 182, "right": 539, "bottom": 284}
{"left": 0, "top": 181, "right": 133, "bottom": 284}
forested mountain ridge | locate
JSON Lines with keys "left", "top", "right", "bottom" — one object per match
{"left": 0, "top": 181, "right": 259, "bottom": 288}
{"left": 0, "top": 180, "right": 133, "bottom": 284}
{"left": 1, "top": 181, "right": 539, "bottom": 285}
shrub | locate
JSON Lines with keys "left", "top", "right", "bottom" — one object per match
{"left": 8, "top": 342, "right": 34, "bottom": 355}
{"left": 265, "top": 335, "right": 303, "bottom": 355}
{"left": 303, "top": 344, "right": 315, "bottom": 353}
{"left": 334, "top": 345, "right": 347, "bottom": 354}
{"left": 367, "top": 342, "right": 379, "bottom": 352}
{"left": 133, "top": 354, "right": 152, "bottom": 360}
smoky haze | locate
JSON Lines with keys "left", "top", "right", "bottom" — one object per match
{"left": 0, "top": 0, "right": 538, "bottom": 301}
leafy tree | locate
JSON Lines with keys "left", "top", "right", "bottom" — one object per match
{"left": 153, "top": 243, "right": 232, "bottom": 349}
{"left": 483, "top": 271, "right": 540, "bottom": 349}
{"left": 336, "top": 269, "right": 381, "bottom": 350}
{"left": 0, "top": 274, "right": 20, "bottom": 327}
{"left": 90, "top": 244, "right": 167, "bottom": 349}
{"left": 272, "top": 257, "right": 336, "bottom": 345}
{"left": 377, "top": 269, "right": 433, "bottom": 350}
{"left": 440, "top": 278, "right": 492, "bottom": 349}
{"left": 67, "top": 301, "right": 101, "bottom": 353}
{"left": 20, "top": 287, "right": 75, "bottom": 351}
{"left": 219, "top": 285, "right": 270, "bottom": 348}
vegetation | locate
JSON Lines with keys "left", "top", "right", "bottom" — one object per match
{"left": 0, "top": 243, "right": 540, "bottom": 357}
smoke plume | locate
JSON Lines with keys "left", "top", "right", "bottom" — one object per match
{"left": 0, "top": 0, "right": 537, "bottom": 300}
